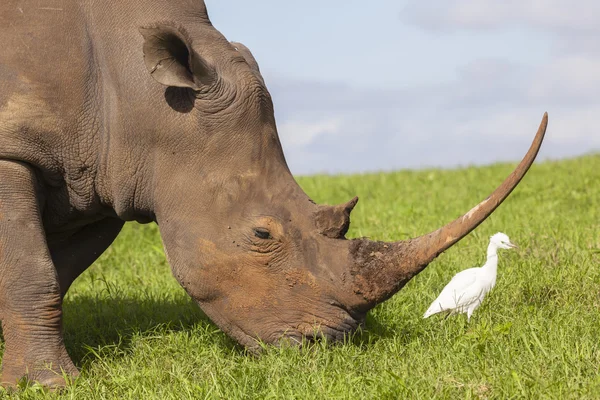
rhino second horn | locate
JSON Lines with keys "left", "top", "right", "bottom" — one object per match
{"left": 315, "top": 196, "right": 359, "bottom": 239}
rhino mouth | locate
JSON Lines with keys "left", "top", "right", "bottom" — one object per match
{"left": 202, "top": 301, "right": 364, "bottom": 352}
{"left": 272, "top": 305, "right": 365, "bottom": 349}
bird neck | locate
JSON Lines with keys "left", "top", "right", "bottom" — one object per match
{"left": 487, "top": 243, "right": 499, "bottom": 259}
{"left": 483, "top": 243, "right": 499, "bottom": 272}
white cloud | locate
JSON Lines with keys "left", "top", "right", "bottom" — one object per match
{"left": 267, "top": 52, "right": 599, "bottom": 174}
{"left": 255, "top": 2, "right": 600, "bottom": 174}
{"left": 543, "top": 107, "right": 600, "bottom": 144}
{"left": 278, "top": 118, "right": 343, "bottom": 148}
{"left": 403, "top": 0, "right": 600, "bottom": 33}
{"left": 527, "top": 55, "right": 600, "bottom": 103}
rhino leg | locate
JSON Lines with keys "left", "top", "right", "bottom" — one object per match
{"left": 48, "top": 218, "right": 125, "bottom": 298}
{"left": 0, "top": 161, "right": 77, "bottom": 388}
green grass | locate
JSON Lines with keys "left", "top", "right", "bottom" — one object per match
{"left": 1, "top": 154, "right": 599, "bottom": 399}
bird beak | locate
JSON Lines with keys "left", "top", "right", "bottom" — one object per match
{"left": 507, "top": 242, "right": 519, "bottom": 249}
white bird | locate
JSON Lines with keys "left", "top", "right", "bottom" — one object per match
{"left": 423, "top": 232, "right": 517, "bottom": 321}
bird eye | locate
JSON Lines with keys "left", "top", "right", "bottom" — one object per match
{"left": 253, "top": 228, "right": 272, "bottom": 240}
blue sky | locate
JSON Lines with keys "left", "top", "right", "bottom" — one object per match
{"left": 205, "top": 1, "right": 600, "bottom": 174}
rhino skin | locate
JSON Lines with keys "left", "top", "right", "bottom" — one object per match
{"left": 0, "top": 0, "right": 547, "bottom": 387}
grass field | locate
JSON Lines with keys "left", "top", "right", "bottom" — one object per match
{"left": 1, "top": 154, "right": 599, "bottom": 399}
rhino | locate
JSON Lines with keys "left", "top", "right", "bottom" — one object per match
{"left": 0, "top": 0, "right": 547, "bottom": 387}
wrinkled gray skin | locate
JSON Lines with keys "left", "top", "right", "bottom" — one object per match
{"left": 0, "top": 0, "right": 548, "bottom": 387}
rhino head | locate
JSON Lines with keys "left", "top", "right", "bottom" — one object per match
{"left": 137, "top": 21, "right": 547, "bottom": 350}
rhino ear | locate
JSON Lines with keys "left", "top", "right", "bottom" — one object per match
{"left": 139, "top": 24, "right": 215, "bottom": 90}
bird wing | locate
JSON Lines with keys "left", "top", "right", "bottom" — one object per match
{"left": 424, "top": 268, "right": 481, "bottom": 317}
{"left": 445, "top": 267, "right": 478, "bottom": 289}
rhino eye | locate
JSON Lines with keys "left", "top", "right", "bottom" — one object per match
{"left": 253, "top": 228, "right": 272, "bottom": 240}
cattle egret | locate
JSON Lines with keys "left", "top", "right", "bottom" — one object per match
{"left": 423, "top": 232, "right": 517, "bottom": 321}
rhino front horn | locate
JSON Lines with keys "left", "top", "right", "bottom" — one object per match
{"left": 348, "top": 112, "right": 548, "bottom": 309}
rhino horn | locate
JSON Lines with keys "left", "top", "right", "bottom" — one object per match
{"left": 348, "top": 113, "right": 548, "bottom": 308}
{"left": 315, "top": 196, "right": 359, "bottom": 239}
